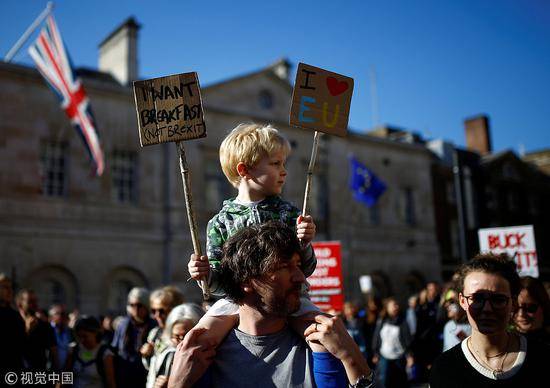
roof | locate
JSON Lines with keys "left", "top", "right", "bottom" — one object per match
{"left": 203, "top": 58, "right": 293, "bottom": 92}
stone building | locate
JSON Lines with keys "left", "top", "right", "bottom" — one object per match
{"left": 0, "top": 18, "right": 441, "bottom": 315}
{"left": 427, "top": 115, "right": 550, "bottom": 279}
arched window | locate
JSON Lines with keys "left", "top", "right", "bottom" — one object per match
{"left": 25, "top": 265, "right": 78, "bottom": 311}
{"left": 103, "top": 267, "right": 148, "bottom": 315}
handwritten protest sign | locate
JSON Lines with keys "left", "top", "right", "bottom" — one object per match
{"left": 478, "top": 225, "right": 539, "bottom": 277}
{"left": 133, "top": 72, "right": 210, "bottom": 299}
{"left": 133, "top": 72, "right": 206, "bottom": 146}
{"left": 310, "top": 241, "right": 344, "bottom": 312}
{"left": 289, "top": 63, "right": 354, "bottom": 216}
{"left": 290, "top": 63, "right": 354, "bottom": 137}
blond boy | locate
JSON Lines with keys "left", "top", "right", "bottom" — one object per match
{"left": 188, "top": 123, "right": 320, "bottom": 344}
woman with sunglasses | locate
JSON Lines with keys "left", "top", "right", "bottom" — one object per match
{"left": 142, "top": 287, "right": 185, "bottom": 388}
{"left": 514, "top": 276, "right": 550, "bottom": 346}
{"left": 430, "top": 253, "right": 549, "bottom": 387}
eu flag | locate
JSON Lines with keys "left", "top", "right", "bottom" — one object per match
{"left": 349, "top": 157, "right": 387, "bottom": 207}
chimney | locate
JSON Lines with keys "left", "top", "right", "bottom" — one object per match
{"left": 270, "top": 58, "right": 291, "bottom": 81}
{"left": 464, "top": 115, "right": 492, "bottom": 155}
{"left": 98, "top": 17, "right": 140, "bottom": 86}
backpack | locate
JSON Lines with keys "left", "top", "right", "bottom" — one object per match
{"left": 71, "top": 342, "right": 113, "bottom": 385}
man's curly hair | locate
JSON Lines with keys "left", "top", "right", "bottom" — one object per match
{"left": 218, "top": 221, "right": 301, "bottom": 303}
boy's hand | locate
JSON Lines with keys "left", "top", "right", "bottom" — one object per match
{"left": 188, "top": 254, "right": 210, "bottom": 280}
{"left": 296, "top": 215, "right": 316, "bottom": 245}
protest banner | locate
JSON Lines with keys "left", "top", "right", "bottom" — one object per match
{"left": 478, "top": 225, "right": 539, "bottom": 277}
{"left": 133, "top": 72, "right": 210, "bottom": 298}
{"left": 289, "top": 63, "right": 354, "bottom": 216}
{"left": 310, "top": 241, "right": 344, "bottom": 312}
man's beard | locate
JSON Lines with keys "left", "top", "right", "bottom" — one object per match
{"left": 255, "top": 285, "right": 302, "bottom": 317}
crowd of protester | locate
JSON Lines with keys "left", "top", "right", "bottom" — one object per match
{"left": 0, "top": 273, "right": 207, "bottom": 388}
{"left": 340, "top": 266, "right": 550, "bottom": 387}
{"left": 1, "top": 260, "right": 549, "bottom": 387}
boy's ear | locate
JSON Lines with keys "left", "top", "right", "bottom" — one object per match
{"left": 236, "top": 162, "right": 248, "bottom": 178}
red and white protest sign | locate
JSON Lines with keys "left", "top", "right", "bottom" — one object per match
{"left": 478, "top": 225, "right": 539, "bottom": 277}
{"left": 310, "top": 241, "right": 344, "bottom": 312}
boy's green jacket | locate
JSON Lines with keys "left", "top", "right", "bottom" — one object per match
{"left": 206, "top": 196, "right": 317, "bottom": 295}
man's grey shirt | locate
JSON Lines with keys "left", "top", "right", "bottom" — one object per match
{"left": 208, "top": 327, "right": 315, "bottom": 388}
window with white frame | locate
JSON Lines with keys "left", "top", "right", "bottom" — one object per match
{"left": 40, "top": 141, "right": 69, "bottom": 197}
{"left": 111, "top": 150, "right": 138, "bottom": 203}
{"left": 404, "top": 187, "right": 416, "bottom": 226}
{"left": 205, "top": 156, "right": 230, "bottom": 212}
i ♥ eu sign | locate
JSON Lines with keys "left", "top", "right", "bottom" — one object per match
{"left": 290, "top": 63, "right": 354, "bottom": 137}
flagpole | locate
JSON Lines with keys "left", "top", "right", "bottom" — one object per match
{"left": 4, "top": 2, "right": 54, "bottom": 62}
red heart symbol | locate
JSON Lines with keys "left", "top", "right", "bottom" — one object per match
{"left": 326, "top": 77, "right": 349, "bottom": 96}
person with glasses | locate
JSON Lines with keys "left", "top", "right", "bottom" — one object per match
{"left": 111, "top": 287, "right": 157, "bottom": 388}
{"left": 430, "top": 253, "right": 550, "bottom": 387}
{"left": 148, "top": 303, "right": 204, "bottom": 388}
{"left": 142, "top": 287, "right": 185, "bottom": 388}
{"left": 514, "top": 276, "right": 550, "bottom": 346}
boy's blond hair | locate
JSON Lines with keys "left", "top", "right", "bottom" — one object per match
{"left": 220, "top": 123, "right": 291, "bottom": 187}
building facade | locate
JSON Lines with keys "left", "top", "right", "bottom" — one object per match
{"left": 1, "top": 18, "right": 442, "bottom": 315}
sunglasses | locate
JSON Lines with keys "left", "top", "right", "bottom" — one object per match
{"left": 462, "top": 292, "right": 510, "bottom": 310}
{"left": 517, "top": 303, "right": 539, "bottom": 314}
{"left": 151, "top": 308, "right": 167, "bottom": 316}
{"left": 128, "top": 303, "right": 144, "bottom": 308}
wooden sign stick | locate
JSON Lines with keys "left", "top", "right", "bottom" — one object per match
{"left": 133, "top": 72, "right": 210, "bottom": 300}
{"left": 302, "top": 131, "right": 322, "bottom": 216}
{"left": 176, "top": 141, "right": 210, "bottom": 299}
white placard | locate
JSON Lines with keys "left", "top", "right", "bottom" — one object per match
{"left": 359, "top": 275, "right": 373, "bottom": 293}
{"left": 478, "top": 225, "right": 538, "bottom": 277}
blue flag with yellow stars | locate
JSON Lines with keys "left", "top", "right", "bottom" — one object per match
{"left": 349, "top": 157, "right": 387, "bottom": 207}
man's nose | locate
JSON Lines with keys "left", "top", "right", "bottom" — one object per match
{"left": 292, "top": 267, "right": 306, "bottom": 283}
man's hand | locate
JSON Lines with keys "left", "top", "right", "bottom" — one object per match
{"left": 188, "top": 254, "right": 210, "bottom": 281}
{"left": 168, "top": 327, "right": 216, "bottom": 388}
{"left": 153, "top": 375, "right": 168, "bottom": 388}
{"left": 140, "top": 342, "right": 154, "bottom": 357}
{"left": 24, "top": 314, "right": 38, "bottom": 333}
{"left": 296, "top": 215, "right": 316, "bottom": 245}
{"left": 304, "top": 315, "right": 371, "bottom": 384}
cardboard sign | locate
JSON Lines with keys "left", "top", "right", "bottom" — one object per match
{"left": 310, "top": 241, "right": 344, "bottom": 312}
{"left": 133, "top": 72, "right": 206, "bottom": 146}
{"left": 478, "top": 225, "right": 539, "bottom": 277}
{"left": 290, "top": 63, "right": 353, "bottom": 137}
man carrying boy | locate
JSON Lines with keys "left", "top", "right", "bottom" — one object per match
{"left": 170, "top": 222, "right": 374, "bottom": 388}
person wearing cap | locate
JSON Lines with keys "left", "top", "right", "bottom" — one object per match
{"left": 111, "top": 287, "right": 157, "bottom": 388}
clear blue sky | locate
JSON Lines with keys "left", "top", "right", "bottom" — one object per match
{"left": 2, "top": 0, "right": 549, "bottom": 153}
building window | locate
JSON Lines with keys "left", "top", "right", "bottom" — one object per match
{"left": 404, "top": 188, "right": 416, "bottom": 226}
{"left": 446, "top": 181, "right": 456, "bottom": 204}
{"left": 450, "top": 219, "right": 460, "bottom": 260}
{"left": 258, "top": 89, "right": 274, "bottom": 109}
{"left": 369, "top": 203, "right": 381, "bottom": 225}
{"left": 205, "top": 157, "right": 230, "bottom": 212}
{"left": 111, "top": 150, "right": 138, "bottom": 203}
{"left": 40, "top": 141, "right": 69, "bottom": 197}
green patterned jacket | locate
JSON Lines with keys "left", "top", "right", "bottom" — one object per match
{"left": 206, "top": 196, "right": 316, "bottom": 295}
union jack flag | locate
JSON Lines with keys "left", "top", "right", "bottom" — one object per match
{"left": 28, "top": 15, "right": 104, "bottom": 176}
